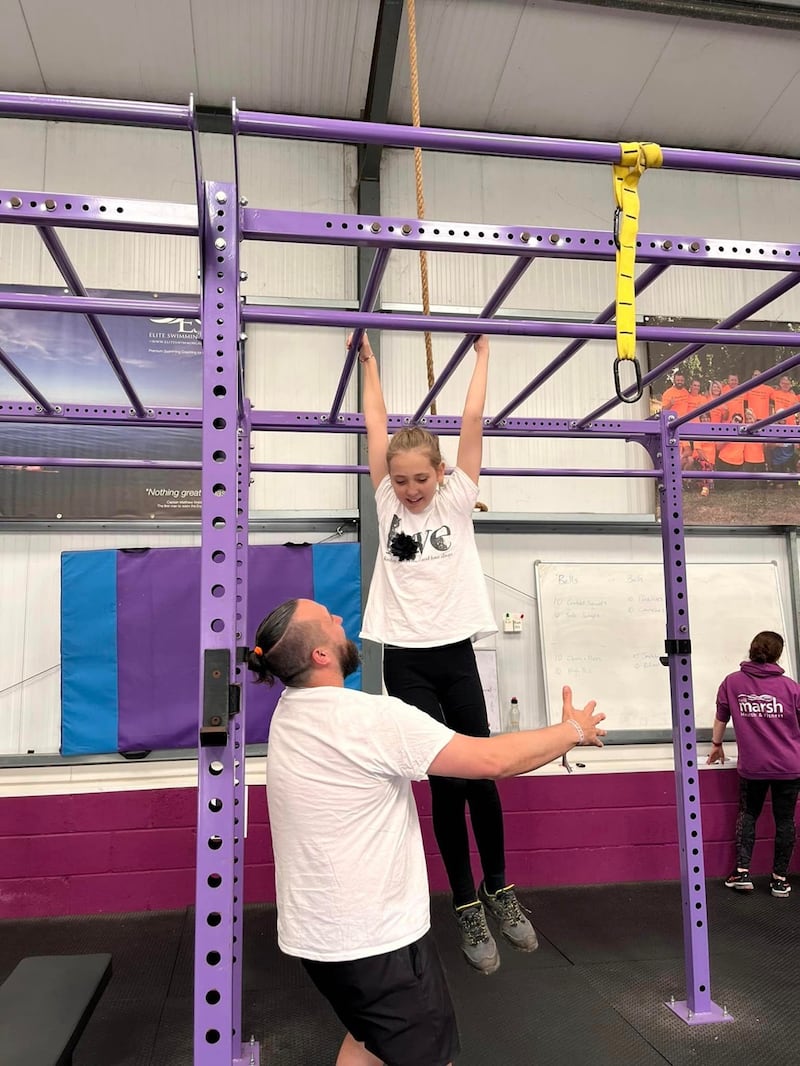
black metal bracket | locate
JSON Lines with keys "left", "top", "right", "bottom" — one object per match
{"left": 201, "top": 648, "right": 233, "bottom": 747}
{"left": 659, "top": 638, "right": 692, "bottom": 665}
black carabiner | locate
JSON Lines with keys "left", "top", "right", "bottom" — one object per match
{"left": 613, "top": 356, "right": 644, "bottom": 404}
{"left": 613, "top": 206, "right": 622, "bottom": 251}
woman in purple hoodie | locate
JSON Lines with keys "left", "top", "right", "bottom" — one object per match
{"left": 708, "top": 631, "right": 800, "bottom": 897}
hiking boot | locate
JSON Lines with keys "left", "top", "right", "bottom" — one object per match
{"left": 453, "top": 901, "right": 500, "bottom": 975}
{"left": 724, "top": 869, "right": 754, "bottom": 891}
{"left": 770, "top": 876, "right": 791, "bottom": 898}
{"left": 478, "top": 883, "right": 539, "bottom": 951}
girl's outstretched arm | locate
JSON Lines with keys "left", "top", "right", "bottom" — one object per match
{"left": 354, "top": 332, "right": 389, "bottom": 488}
{"left": 456, "top": 335, "right": 489, "bottom": 484}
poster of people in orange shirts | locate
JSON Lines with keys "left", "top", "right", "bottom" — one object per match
{"left": 645, "top": 316, "right": 800, "bottom": 525}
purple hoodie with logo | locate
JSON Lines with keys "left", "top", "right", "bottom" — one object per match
{"left": 716, "top": 661, "right": 800, "bottom": 779}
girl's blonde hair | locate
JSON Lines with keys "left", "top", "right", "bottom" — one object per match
{"left": 386, "top": 427, "right": 443, "bottom": 468}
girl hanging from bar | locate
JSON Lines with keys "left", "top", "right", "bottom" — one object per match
{"left": 356, "top": 331, "right": 538, "bottom": 975}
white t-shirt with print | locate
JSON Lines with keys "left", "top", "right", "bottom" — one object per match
{"left": 360, "top": 466, "right": 498, "bottom": 648}
{"left": 267, "top": 685, "right": 455, "bottom": 962}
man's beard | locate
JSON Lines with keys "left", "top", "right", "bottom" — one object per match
{"left": 337, "top": 639, "right": 362, "bottom": 678}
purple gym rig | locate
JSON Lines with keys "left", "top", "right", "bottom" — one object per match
{"left": 3, "top": 90, "right": 800, "bottom": 1062}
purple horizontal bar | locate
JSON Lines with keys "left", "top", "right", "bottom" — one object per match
{"left": 675, "top": 424, "right": 798, "bottom": 442}
{"left": 410, "top": 256, "right": 535, "bottom": 424}
{"left": 0, "top": 292, "right": 199, "bottom": 318}
{"left": 5, "top": 453, "right": 796, "bottom": 478}
{"left": 250, "top": 410, "right": 658, "bottom": 439}
{"left": 683, "top": 470, "right": 800, "bottom": 481}
{"left": 0, "top": 190, "right": 197, "bottom": 236}
{"left": 241, "top": 304, "right": 800, "bottom": 348}
{"left": 0, "top": 401, "right": 201, "bottom": 424}
{"left": 38, "top": 227, "right": 146, "bottom": 417}
{"left": 236, "top": 111, "right": 800, "bottom": 180}
{"left": 242, "top": 208, "right": 800, "bottom": 271}
{"left": 251, "top": 463, "right": 661, "bottom": 477}
{"left": 0, "top": 456, "right": 200, "bottom": 469}
{"left": 0, "top": 91, "right": 191, "bottom": 129}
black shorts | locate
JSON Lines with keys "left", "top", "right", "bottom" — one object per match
{"left": 301, "top": 932, "right": 460, "bottom": 1066}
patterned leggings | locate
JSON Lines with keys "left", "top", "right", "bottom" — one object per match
{"left": 735, "top": 776, "right": 800, "bottom": 876}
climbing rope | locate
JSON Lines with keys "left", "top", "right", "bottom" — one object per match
{"left": 612, "top": 140, "right": 662, "bottom": 402}
{"left": 407, "top": 0, "right": 437, "bottom": 415}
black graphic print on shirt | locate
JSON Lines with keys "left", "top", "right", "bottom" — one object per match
{"left": 386, "top": 513, "right": 452, "bottom": 559}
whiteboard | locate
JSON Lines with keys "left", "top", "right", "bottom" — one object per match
{"left": 474, "top": 648, "right": 501, "bottom": 734}
{"left": 534, "top": 561, "right": 790, "bottom": 735}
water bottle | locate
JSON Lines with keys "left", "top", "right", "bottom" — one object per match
{"left": 509, "top": 697, "right": 520, "bottom": 732}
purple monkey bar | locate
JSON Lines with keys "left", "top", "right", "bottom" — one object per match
{"left": 409, "top": 254, "right": 535, "bottom": 424}
{"left": 578, "top": 270, "right": 800, "bottom": 426}
{"left": 37, "top": 227, "right": 146, "bottom": 416}
{"left": 8, "top": 92, "right": 800, "bottom": 1056}
{"left": 489, "top": 262, "right": 669, "bottom": 426}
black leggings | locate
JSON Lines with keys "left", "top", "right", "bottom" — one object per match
{"left": 735, "top": 777, "right": 800, "bottom": 876}
{"left": 383, "top": 640, "right": 506, "bottom": 907}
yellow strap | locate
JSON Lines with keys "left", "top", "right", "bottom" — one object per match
{"left": 612, "top": 141, "right": 662, "bottom": 360}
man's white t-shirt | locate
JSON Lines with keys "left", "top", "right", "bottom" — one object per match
{"left": 360, "top": 466, "right": 498, "bottom": 647}
{"left": 266, "top": 685, "right": 455, "bottom": 962}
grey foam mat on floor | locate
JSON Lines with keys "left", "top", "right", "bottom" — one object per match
{"left": 0, "top": 910, "right": 188, "bottom": 1066}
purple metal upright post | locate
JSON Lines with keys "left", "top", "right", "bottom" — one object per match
{"left": 657, "top": 411, "right": 732, "bottom": 1026}
{"left": 192, "top": 180, "right": 259, "bottom": 1066}
{"left": 230, "top": 398, "right": 253, "bottom": 1049}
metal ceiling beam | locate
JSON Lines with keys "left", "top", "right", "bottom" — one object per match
{"left": 559, "top": 0, "right": 800, "bottom": 31}
{"left": 359, "top": 0, "right": 405, "bottom": 182}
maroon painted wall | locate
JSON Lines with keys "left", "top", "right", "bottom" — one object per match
{"left": 0, "top": 768, "right": 795, "bottom": 919}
